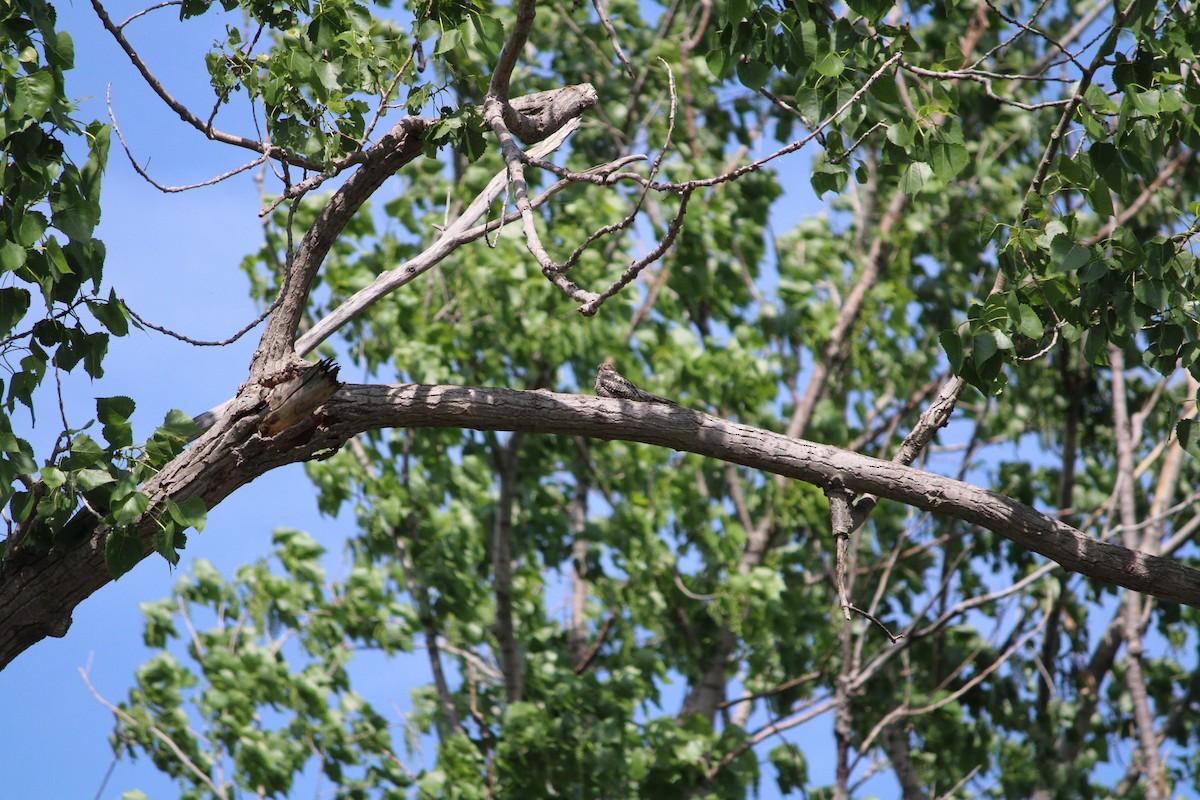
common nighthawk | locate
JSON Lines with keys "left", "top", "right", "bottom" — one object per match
{"left": 594, "top": 363, "right": 676, "bottom": 405}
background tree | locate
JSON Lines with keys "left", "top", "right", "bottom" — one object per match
{"left": 2, "top": 0, "right": 1200, "bottom": 797}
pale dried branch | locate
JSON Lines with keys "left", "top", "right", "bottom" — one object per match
{"left": 116, "top": 0, "right": 180, "bottom": 28}
{"left": 981, "top": 0, "right": 1087, "bottom": 72}
{"left": 487, "top": 0, "right": 536, "bottom": 103}
{"left": 640, "top": 51, "right": 905, "bottom": 194}
{"left": 483, "top": 97, "right": 601, "bottom": 305}
{"left": 674, "top": 572, "right": 718, "bottom": 601}
{"left": 9, "top": 384, "right": 1200, "bottom": 669}
{"left": 490, "top": 434, "right": 523, "bottom": 703}
{"left": 80, "top": 668, "right": 229, "bottom": 800}
{"left": 827, "top": 487, "right": 855, "bottom": 621}
{"left": 899, "top": 62, "right": 1074, "bottom": 111}
{"left": 313, "top": 385, "right": 1200, "bottom": 608}
{"left": 250, "top": 114, "right": 433, "bottom": 373}
{"left": 293, "top": 118, "right": 598, "bottom": 357}
{"left": 108, "top": 86, "right": 269, "bottom": 192}
{"left": 846, "top": 605, "right": 902, "bottom": 643}
{"left": 347, "top": 435, "right": 465, "bottom": 734}
{"left": 91, "top": 0, "right": 325, "bottom": 171}
{"left": 578, "top": 188, "right": 693, "bottom": 316}
{"left": 1109, "top": 346, "right": 1170, "bottom": 798}
{"left": 591, "top": 0, "right": 634, "bottom": 77}
{"left": 859, "top": 600, "right": 1049, "bottom": 754}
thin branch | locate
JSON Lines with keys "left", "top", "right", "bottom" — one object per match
{"left": 91, "top": 0, "right": 324, "bottom": 171}
{"left": 483, "top": 97, "right": 600, "bottom": 306}
{"left": 645, "top": 51, "right": 904, "bottom": 193}
{"left": 572, "top": 612, "right": 616, "bottom": 675}
{"left": 487, "top": 0, "right": 536, "bottom": 103}
{"left": 1109, "top": 345, "right": 1170, "bottom": 799}
{"left": 292, "top": 119, "right": 597, "bottom": 357}
{"left": 250, "top": 114, "right": 433, "bottom": 373}
{"left": 80, "top": 668, "right": 229, "bottom": 800}
{"left": 846, "top": 605, "right": 902, "bottom": 643}
{"left": 108, "top": 85, "right": 269, "bottom": 192}
{"left": 116, "top": 0, "right": 180, "bottom": 28}
{"left": 578, "top": 189, "right": 693, "bottom": 315}
{"left": 591, "top": 0, "right": 634, "bottom": 77}
{"left": 490, "top": 433, "right": 524, "bottom": 703}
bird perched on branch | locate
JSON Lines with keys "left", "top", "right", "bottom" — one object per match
{"left": 594, "top": 363, "right": 676, "bottom": 405}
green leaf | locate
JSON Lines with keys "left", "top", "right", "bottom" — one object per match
{"left": 813, "top": 51, "right": 845, "bottom": 78}
{"left": 98, "top": 396, "right": 135, "bottom": 449}
{"left": 0, "top": 242, "right": 27, "bottom": 272}
{"left": 76, "top": 468, "right": 116, "bottom": 491}
{"left": 105, "top": 526, "right": 144, "bottom": 579}
{"left": 1089, "top": 142, "right": 1127, "bottom": 197}
{"left": 12, "top": 70, "right": 55, "bottom": 120}
{"left": 1178, "top": 419, "right": 1200, "bottom": 460}
{"left": 1014, "top": 305, "right": 1043, "bottom": 340}
{"left": 899, "top": 161, "right": 933, "bottom": 195}
{"left": 435, "top": 28, "right": 461, "bottom": 55}
{"left": 0, "top": 287, "right": 31, "bottom": 336}
{"left": 886, "top": 122, "right": 913, "bottom": 147}
{"left": 1050, "top": 234, "right": 1090, "bottom": 273}
{"left": 41, "top": 465, "right": 66, "bottom": 489}
{"left": 736, "top": 60, "right": 771, "bottom": 90}
{"left": 312, "top": 60, "right": 341, "bottom": 92}
{"left": 87, "top": 292, "right": 129, "bottom": 336}
{"left": 940, "top": 328, "right": 964, "bottom": 370}
{"left": 930, "top": 140, "right": 968, "bottom": 180}
{"left": 152, "top": 521, "right": 182, "bottom": 565}
{"left": 16, "top": 212, "right": 48, "bottom": 247}
{"left": 111, "top": 489, "right": 150, "bottom": 525}
{"left": 166, "top": 496, "right": 207, "bottom": 532}
{"left": 158, "top": 409, "right": 200, "bottom": 440}
{"left": 972, "top": 329, "right": 999, "bottom": 364}
{"left": 1133, "top": 279, "right": 1164, "bottom": 309}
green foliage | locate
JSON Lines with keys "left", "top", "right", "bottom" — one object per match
{"left": 0, "top": 4, "right": 212, "bottom": 576}
{"left": 113, "top": 530, "right": 416, "bottom": 799}
{"left": 27, "top": 0, "right": 1200, "bottom": 795}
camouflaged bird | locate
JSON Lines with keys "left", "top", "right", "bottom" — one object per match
{"left": 594, "top": 363, "right": 677, "bottom": 405}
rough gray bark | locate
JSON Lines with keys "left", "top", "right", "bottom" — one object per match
{"left": 4, "top": 383, "right": 1200, "bottom": 670}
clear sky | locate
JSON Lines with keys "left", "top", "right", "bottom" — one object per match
{"left": 0, "top": 3, "right": 865, "bottom": 798}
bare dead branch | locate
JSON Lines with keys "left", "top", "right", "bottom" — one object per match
{"left": 108, "top": 86, "right": 269, "bottom": 192}
{"left": 827, "top": 487, "right": 855, "bottom": 621}
{"left": 81, "top": 667, "right": 229, "bottom": 800}
{"left": 292, "top": 118, "right": 600, "bottom": 358}
{"left": 578, "top": 189, "right": 693, "bottom": 316}
{"left": 490, "top": 434, "right": 524, "bottom": 703}
{"left": 116, "top": 1, "right": 181, "bottom": 29}
{"left": 846, "top": 605, "right": 902, "bottom": 643}
{"left": 250, "top": 114, "right": 433, "bottom": 373}
{"left": 91, "top": 0, "right": 325, "bottom": 171}
{"left": 645, "top": 51, "right": 903, "bottom": 193}
{"left": 591, "top": 0, "right": 634, "bottom": 77}
{"left": 1109, "top": 346, "right": 1170, "bottom": 799}
{"left": 488, "top": 0, "right": 536, "bottom": 103}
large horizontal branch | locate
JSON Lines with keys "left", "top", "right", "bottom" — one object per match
{"left": 316, "top": 385, "right": 1200, "bottom": 607}
{"left": 3, "top": 382, "right": 1198, "bottom": 671}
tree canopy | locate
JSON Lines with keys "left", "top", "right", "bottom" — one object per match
{"left": 3, "top": 0, "right": 1200, "bottom": 796}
